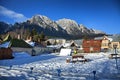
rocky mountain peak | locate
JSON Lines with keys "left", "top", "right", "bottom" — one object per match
{"left": 0, "top": 14, "right": 106, "bottom": 39}
{"left": 29, "top": 15, "right": 60, "bottom": 30}
{"left": 30, "top": 15, "right": 51, "bottom": 24}
{"left": 56, "top": 18, "right": 82, "bottom": 35}
{"left": 56, "top": 18, "right": 78, "bottom": 29}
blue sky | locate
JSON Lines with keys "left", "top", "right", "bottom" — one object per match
{"left": 0, "top": 0, "right": 120, "bottom": 34}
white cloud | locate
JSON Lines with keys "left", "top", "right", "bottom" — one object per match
{"left": 0, "top": 5, "right": 28, "bottom": 22}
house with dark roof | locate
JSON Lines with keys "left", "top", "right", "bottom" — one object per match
{"left": 0, "top": 35, "right": 13, "bottom": 60}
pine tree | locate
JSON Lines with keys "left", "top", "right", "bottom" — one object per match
{"left": 30, "top": 28, "right": 37, "bottom": 41}
{"left": 39, "top": 31, "right": 45, "bottom": 41}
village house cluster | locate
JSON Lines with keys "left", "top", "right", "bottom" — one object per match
{"left": 46, "top": 35, "right": 120, "bottom": 53}
{"left": 0, "top": 34, "right": 120, "bottom": 60}
{"left": 83, "top": 36, "right": 120, "bottom": 53}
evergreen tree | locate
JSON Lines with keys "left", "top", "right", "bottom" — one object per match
{"left": 39, "top": 31, "right": 45, "bottom": 41}
{"left": 30, "top": 28, "right": 37, "bottom": 41}
{"left": 31, "top": 28, "right": 37, "bottom": 36}
{"left": 25, "top": 28, "right": 31, "bottom": 39}
{"left": 83, "top": 34, "right": 89, "bottom": 40}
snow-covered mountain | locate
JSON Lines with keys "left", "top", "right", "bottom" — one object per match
{"left": 56, "top": 18, "right": 105, "bottom": 36}
{"left": 56, "top": 18, "right": 82, "bottom": 36}
{"left": 29, "top": 15, "right": 105, "bottom": 37}
{"left": 0, "top": 14, "right": 105, "bottom": 38}
{"left": 30, "top": 15, "right": 61, "bottom": 31}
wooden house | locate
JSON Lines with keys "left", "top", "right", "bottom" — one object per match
{"left": 110, "top": 42, "right": 120, "bottom": 49}
{"left": 0, "top": 47, "right": 13, "bottom": 60}
{"left": 63, "top": 41, "right": 77, "bottom": 48}
{"left": 101, "top": 36, "right": 110, "bottom": 52}
{"left": 46, "top": 38, "right": 66, "bottom": 45}
{"left": 82, "top": 39, "right": 102, "bottom": 53}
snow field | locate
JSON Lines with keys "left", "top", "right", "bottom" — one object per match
{"left": 0, "top": 52, "right": 120, "bottom": 80}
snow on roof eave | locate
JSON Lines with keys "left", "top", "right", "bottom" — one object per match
{"left": 0, "top": 41, "right": 10, "bottom": 48}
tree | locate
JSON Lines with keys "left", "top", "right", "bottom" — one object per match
{"left": 39, "top": 31, "right": 45, "bottom": 41}
{"left": 25, "top": 28, "right": 31, "bottom": 39}
{"left": 33, "top": 34, "right": 39, "bottom": 42}
{"left": 30, "top": 28, "right": 37, "bottom": 41}
{"left": 83, "top": 34, "right": 89, "bottom": 40}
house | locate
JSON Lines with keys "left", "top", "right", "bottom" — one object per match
{"left": 82, "top": 39, "right": 102, "bottom": 53}
{"left": 73, "top": 39, "right": 83, "bottom": 48}
{"left": 110, "top": 42, "right": 120, "bottom": 49}
{"left": 62, "top": 40, "right": 78, "bottom": 48}
{"left": 9, "top": 38, "right": 33, "bottom": 54}
{"left": 46, "top": 38, "right": 66, "bottom": 45}
{"left": 101, "top": 36, "right": 111, "bottom": 52}
{"left": 0, "top": 41, "right": 13, "bottom": 60}
{"left": 0, "top": 47, "right": 13, "bottom": 60}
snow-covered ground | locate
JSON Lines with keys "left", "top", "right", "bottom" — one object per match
{"left": 0, "top": 52, "right": 120, "bottom": 80}
{"left": 25, "top": 40, "right": 35, "bottom": 47}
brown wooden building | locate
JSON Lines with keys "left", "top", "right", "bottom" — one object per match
{"left": 0, "top": 48, "right": 13, "bottom": 60}
{"left": 82, "top": 39, "right": 102, "bottom": 53}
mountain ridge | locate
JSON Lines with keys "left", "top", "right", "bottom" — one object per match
{"left": 0, "top": 14, "right": 106, "bottom": 39}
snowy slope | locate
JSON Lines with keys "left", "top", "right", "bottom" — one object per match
{"left": 0, "top": 52, "right": 120, "bottom": 80}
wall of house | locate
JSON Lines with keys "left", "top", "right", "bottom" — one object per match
{"left": 0, "top": 48, "right": 13, "bottom": 60}
{"left": 82, "top": 40, "right": 102, "bottom": 53}
{"left": 101, "top": 39, "right": 110, "bottom": 49}
{"left": 56, "top": 39, "right": 66, "bottom": 44}
{"left": 11, "top": 47, "right": 32, "bottom": 54}
{"left": 83, "top": 47, "right": 101, "bottom": 53}
{"left": 11, "top": 47, "right": 54, "bottom": 56}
